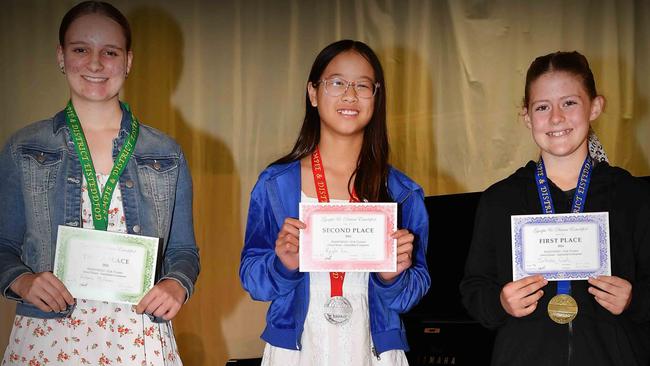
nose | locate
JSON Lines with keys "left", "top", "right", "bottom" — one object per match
{"left": 550, "top": 106, "right": 564, "bottom": 124}
{"left": 87, "top": 50, "right": 104, "bottom": 72}
{"left": 341, "top": 83, "right": 358, "bottom": 103}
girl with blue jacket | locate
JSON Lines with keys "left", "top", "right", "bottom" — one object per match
{"left": 0, "top": 2, "right": 199, "bottom": 365}
{"left": 240, "top": 40, "right": 430, "bottom": 365}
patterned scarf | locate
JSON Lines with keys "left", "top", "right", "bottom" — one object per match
{"left": 588, "top": 127, "right": 608, "bottom": 163}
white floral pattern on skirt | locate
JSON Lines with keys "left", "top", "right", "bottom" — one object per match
{"left": 2, "top": 174, "right": 182, "bottom": 366}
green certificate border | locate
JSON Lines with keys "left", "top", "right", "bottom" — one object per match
{"left": 54, "top": 225, "right": 159, "bottom": 304}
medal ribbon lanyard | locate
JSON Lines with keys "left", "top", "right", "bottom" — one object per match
{"left": 535, "top": 156, "right": 593, "bottom": 296}
{"left": 66, "top": 100, "right": 140, "bottom": 231}
{"left": 311, "top": 147, "right": 359, "bottom": 297}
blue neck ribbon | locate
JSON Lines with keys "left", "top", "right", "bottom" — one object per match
{"left": 534, "top": 156, "right": 593, "bottom": 295}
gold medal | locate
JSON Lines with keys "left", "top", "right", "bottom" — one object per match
{"left": 547, "top": 294, "right": 578, "bottom": 324}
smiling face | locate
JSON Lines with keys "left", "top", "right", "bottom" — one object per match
{"left": 524, "top": 71, "right": 603, "bottom": 162}
{"left": 57, "top": 13, "right": 132, "bottom": 105}
{"left": 307, "top": 51, "right": 376, "bottom": 138}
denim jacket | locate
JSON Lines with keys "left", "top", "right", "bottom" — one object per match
{"left": 0, "top": 104, "right": 200, "bottom": 320}
{"left": 239, "top": 161, "right": 430, "bottom": 355}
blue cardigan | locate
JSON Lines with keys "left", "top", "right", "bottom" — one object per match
{"left": 239, "top": 160, "right": 430, "bottom": 355}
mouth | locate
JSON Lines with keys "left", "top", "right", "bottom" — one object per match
{"left": 546, "top": 128, "right": 572, "bottom": 137}
{"left": 82, "top": 75, "right": 109, "bottom": 83}
{"left": 337, "top": 109, "right": 359, "bottom": 116}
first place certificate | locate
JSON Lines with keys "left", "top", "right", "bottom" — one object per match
{"left": 299, "top": 202, "right": 397, "bottom": 272}
{"left": 53, "top": 226, "right": 160, "bottom": 305}
{"left": 511, "top": 212, "right": 611, "bottom": 281}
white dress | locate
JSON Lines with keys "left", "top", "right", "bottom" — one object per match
{"left": 2, "top": 174, "right": 182, "bottom": 366}
{"left": 261, "top": 194, "right": 408, "bottom": 366}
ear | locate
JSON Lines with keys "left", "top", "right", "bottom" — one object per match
{"left": 523, "top": 107, "right": 532, "bottom": 129}
{"left": 307, "top": 81, "right": 318, "bottom": 107}
{"left": 589, "top": 95, "right": 604, "bottom": 121}
{"left": 57, "top": 44, "right": 64, "bottom": 70}
{"left": 126, "top": 50, "right": 133, "bottom": 76}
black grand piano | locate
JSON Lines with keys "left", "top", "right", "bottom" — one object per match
{"left": 403, "top": 191, "right": 492, "bottom": 365}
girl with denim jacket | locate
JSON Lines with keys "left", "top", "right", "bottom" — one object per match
{"left": 240, "top": 40, "right": 430, "bottom": 365}
{"left": 0, "top": 2, "right": 199, "bottom": 365}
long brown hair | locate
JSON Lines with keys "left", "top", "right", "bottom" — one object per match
{"left": 273, "top": 40, "right": 391, "bottom": 202}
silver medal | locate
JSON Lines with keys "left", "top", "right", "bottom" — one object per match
{"left": 324, "top": 296, "right": 353, "bottom": 325}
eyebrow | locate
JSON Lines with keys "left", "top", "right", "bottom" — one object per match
{"left": 531, "top": 95, "right": 582, "bottom": 104}
{"left": 325, "top": 73, "right": 374, "bottom": 81}
{"left": 67, "top": 41, "right": 125, "bottom": 51}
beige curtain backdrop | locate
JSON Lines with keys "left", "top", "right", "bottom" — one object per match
{"left": 1, "top": 0, "right": 649, "bottom": 364}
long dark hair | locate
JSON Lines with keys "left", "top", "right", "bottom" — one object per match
{"left": 273, "top": 40, "right": 390, "bottom": 202}
{"left": 523, "top": 51, "right": 597, "bottom": 108}
{"left": 59, "top": 1, "right": 132, "bottom": 51}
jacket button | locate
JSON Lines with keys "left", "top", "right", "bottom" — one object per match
{"left": 125, "top": 179, "right": 134, "bottom": 188}
{"left": 153, "top": 161, "right": 161, "bottom": 171}
{"left": 36, "top": 153, "right": 45, "bottom": 163}
{"left": 133, "top": 225, "right": 141, "bottom": 233}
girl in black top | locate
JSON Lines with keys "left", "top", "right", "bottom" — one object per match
{"left": 460, "top": 51, "right": 650, "bottom": 365}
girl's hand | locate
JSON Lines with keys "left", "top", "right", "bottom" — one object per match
{"left": 378, "top": 229, "right": 415, "bottom": 283}
{"left": 500, "top": 275, "right": 547, "bottom": 317}
{"left": 275, "top": 218, "right": 306, "bottom": 271}
{"left": 136, "top": 279, "right": 187, "bottom": 320}
{"left": 10, "top": 272, "right": 75, "bottom": 313}
{"left": 588, "top": 276, "right": 632, "bottom": 315}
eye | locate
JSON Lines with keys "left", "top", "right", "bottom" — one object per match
{"left": 72, "top": 47, "right": 87, "bottom": 54}
{"left": 534, "top": 104, "right": 549, "bottom": 112}
{"left": 355, "top": 81, "right": 372, "bottom": 90}
{"left": 563, "top": 100, "right": 578, "bottom": 107}
{"left": 328, "top": 78, "right": 347, "bottom": 87}
{"left": 104, "top": 49, "right": 120, "bottom": 57}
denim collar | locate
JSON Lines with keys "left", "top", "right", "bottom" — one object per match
{"left": 52, "top": 101, "right": 133, "bottom": 140}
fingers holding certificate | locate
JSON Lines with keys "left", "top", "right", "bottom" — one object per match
{"left": 378, "top": 229, "right": 415, "bottom": 283}
{"left": 10, "top": 272, "right": 75, "bottom": 313}
{"left": 275, "top": 218, "right": 306, "bottom": 271}
{"left": 587, "top": 275, "right": 633, "bottom": 315}
{"left": 136, "top": 279, "right": 187, "bottom": 320}
{"left": 500, "top": 275, "right": 548, "bottom": 317}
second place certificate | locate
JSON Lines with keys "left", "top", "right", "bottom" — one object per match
{"left": 299, "top": 202, "right": 397, "bottom": 272}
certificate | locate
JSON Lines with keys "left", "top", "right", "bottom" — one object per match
{"left": 299, "top": 202, "right": 397, "bottom": 272}
{"left": 53, "top": 226, "right": 160, "bottom": 305}
{"left": 511, "top": 212, "right": 611, "bottom": 281}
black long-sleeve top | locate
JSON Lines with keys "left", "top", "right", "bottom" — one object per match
{"left": 460, "top": 161, "right": 650, "bottom": 366}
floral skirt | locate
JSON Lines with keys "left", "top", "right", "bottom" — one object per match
{"left": 2, "top": 299, "right": 181, "bottom": 366}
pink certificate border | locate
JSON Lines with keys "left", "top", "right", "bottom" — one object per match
{"left": 299, "top": 202, "right": 397, "bottom": 272}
